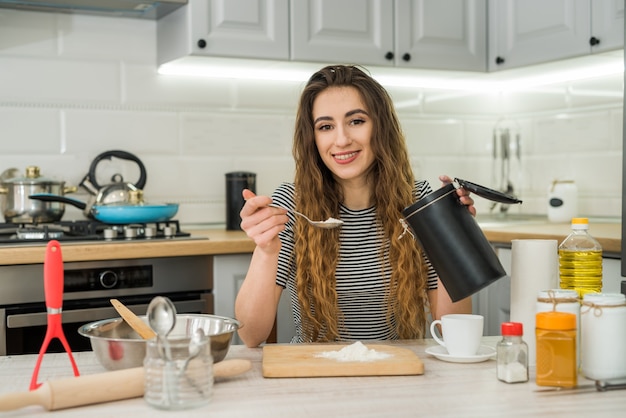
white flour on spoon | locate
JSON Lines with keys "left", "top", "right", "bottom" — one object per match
{"left": 315, "top": 341, "right": 392, "bottom": 362}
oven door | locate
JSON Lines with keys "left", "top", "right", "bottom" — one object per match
{"left": 0, "top": 292, "right": 213, "bottom": 355}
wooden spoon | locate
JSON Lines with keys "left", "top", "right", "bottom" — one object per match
{"left": 110, "top": 298, "right": 156, "bottom": 339}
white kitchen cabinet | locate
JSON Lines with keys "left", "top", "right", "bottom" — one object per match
{"left": 591, "top": 0, "right": 626, "bottom": 53}
{"left": 488, "top": 0, "right": 624, "bottom": 71}
{"left": 290, "top": 0, "right": 394, "bottom": 67}
{"left": 602, "top": 256, "right": 623, "bottom": 294}
{"left": 290, "top": 0, "right": 487, "bottom": 71}
{"left": 473, "top": 246, "right": 512, "bottom": 336}
{"left": 395, "top": 0, "right": 487, "bottom": 70}
{"left": 157, "top": 0, "right": 622, "bottom": 72}
{"left": 213, "top": 254, "right": 295, "bottom": 344}
{"left": 157, "top": 0, "right": 289, "bottom": 66}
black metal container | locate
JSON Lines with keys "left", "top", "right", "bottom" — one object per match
{"left": 225, "top": 172, "right": 256, "bottom": 231}
{"left": 402, "top": 179, "right": 521, "bottom": 302}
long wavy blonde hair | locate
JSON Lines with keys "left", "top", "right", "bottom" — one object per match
{"left": 292, "top": 65, "right": 430, "bottom": 342}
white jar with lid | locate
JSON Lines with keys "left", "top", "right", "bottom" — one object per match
{"left": 580, "top": 293, "right": 626, "bottom": 381}
{"left": 537, "top": 289, "right": 580, "bottom": 367}
{"left": 548, "top": 180, "right": 578, "bottom": 223}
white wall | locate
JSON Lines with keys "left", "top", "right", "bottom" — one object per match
{"left": 0, "top": 10, "right": 622, "bottom": 224}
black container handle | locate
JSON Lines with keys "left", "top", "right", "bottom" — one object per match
{"left": 455, "top": 178, "right": 522, "bottom": 204}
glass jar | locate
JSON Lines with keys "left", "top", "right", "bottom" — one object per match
{"left": 536, "top": 289, "right": 580, "bottom": 367}
{"left": 536, "top": 289, "right": 580, "bottom": 313}
{"left": 144, "top": 336, "right": 213, "bottom": 410}
{"left": 535, "top": 311, "right": 577, "bottom": 388}
{"left": 497, "top": 322, "right": 529, "bottom": 383}
{"left": 580, "top": 293, "right": 626, "bottom": 381}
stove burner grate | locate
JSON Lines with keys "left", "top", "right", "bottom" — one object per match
{"left": 0, "top": 219, "right": 190, "bottom": 244}
{"left": 16, "top": 227, "right": 65, "bottom": 240}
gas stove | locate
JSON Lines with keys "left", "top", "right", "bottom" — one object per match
{"left": 0, "top": 219, "right": 191, "bottom": 245}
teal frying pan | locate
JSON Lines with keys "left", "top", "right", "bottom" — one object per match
{"left": 29, "top": 194, "right": 178, "bottom": 224}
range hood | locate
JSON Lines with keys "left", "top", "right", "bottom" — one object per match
{"left": 0, "top": 0, "right": 187, "bottom": 19}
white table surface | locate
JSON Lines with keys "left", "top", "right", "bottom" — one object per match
{"left": 0, "top": 337, "right": 624, "bottom": 418}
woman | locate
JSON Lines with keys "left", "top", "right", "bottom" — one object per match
{"left": 235, "top": 65, "right": 474, "bottom": 347}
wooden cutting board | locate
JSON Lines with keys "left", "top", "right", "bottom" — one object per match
{"left": 262, "top": 343, "right": 424, "bottom": 378}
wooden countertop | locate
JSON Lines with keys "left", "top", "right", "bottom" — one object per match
{"left": 481, "top": 222, "right": 621, "bottom": 255}
{"left": 0, "top": 221, "right": 620, "bottom": 266}
{"left": 0, "top": 229, "right": 256, "bottom": 266}
{"left": 1, "top": 338, "right": 623, "bottom": 417}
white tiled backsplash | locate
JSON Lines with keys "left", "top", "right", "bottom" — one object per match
{"left": 0, "top": 10, "right": 622, "bottom": 224}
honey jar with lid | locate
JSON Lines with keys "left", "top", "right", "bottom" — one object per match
{"left": 535, "top": 311, "right": 577, "bottom": 388}
{"left": 536, "top": 289, "right": 581, "bottom": 368}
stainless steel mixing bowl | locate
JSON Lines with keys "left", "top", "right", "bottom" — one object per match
{"left": 78, "top": 314, "right": 240, "bottom": 371}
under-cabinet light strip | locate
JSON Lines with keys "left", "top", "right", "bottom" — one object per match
{"left": 157, "top": 54, "right": 624, "bottom": 92}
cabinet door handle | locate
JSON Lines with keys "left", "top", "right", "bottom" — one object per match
{"left": 495, "top": 56, "right": 505, "bottom": 65}
{"left": 589, "top": 36, "right": 601, "bottom": 46}
{"left": 384, "top": 51, "right": 394, "bottom": 60}
{"left": 197, "top": 39, "right": 207, "bottom": 49}
{"left": 402, "top": 53, "right": 411, "bottom": 62}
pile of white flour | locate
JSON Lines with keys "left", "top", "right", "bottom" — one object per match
{"left": 314, "top": 341, "right": 392, "bottom": 362}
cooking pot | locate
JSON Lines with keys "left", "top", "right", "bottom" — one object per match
{"left": 79, "top": 150, "right": 147, "bottom": 207}
{"left": 0, "top": 166, "right": 77, "bottom": 223}
{"left": 401, "top": 178, "right": 522, "bottom": 302}
{"left": 29, "top": 190, "right": 178, "bottom": 224}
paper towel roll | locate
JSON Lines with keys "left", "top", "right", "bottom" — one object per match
{"left": 510, "top": 239, "right": 559, "bottom": 366}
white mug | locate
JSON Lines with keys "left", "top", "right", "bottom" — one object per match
{"left": 430, "top": 314, "right": 484, "bottom": 357}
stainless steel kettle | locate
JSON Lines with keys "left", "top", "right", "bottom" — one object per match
{"left": 79, "top": 150, "right": 147, "bottom": 211}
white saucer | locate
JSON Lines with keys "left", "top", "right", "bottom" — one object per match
{"left": 425, "top": 345, "right": 496, "bottom": 363}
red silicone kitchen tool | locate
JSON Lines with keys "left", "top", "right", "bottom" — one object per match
{"left": 29, "top": 240, "right": 80, "bottom": 390}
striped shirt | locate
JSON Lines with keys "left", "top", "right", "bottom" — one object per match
{"left": 272, "top": 181, "right": 437, "bottom": 343}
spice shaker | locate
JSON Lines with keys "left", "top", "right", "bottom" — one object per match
{"left": 535, "top": 311, "right": 577, "bottom": 388}
{"left": 580, "top": 293, "right": 626, "bottom": 381}
{"left": 497, "top": 322, "right": 529, "bottom": 383}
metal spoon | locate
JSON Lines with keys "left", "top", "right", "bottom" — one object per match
{"left": 179, "top": 328, "right": 206, "bottom": 379}
{"left": 147, "top": 296, "right": 177, "bottom": 361}
{"left": 269, "top": 203, "right": 343, "bottom": 229}
{"left": 146, "top": 296, "right": 177, "bottom": 405}
{"left": 178, "top": 328, "right": 208, "bottom": 396}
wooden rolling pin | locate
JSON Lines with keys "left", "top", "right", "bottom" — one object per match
{"left": 0, "top": 359, "right": 251, "bottom": 412}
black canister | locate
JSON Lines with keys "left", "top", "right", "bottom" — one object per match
{"left": 226, "top": 172, "right": 256, "bottom": 231}
{"left": 401, "top": 179, "right": 518, "bottom": 302}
